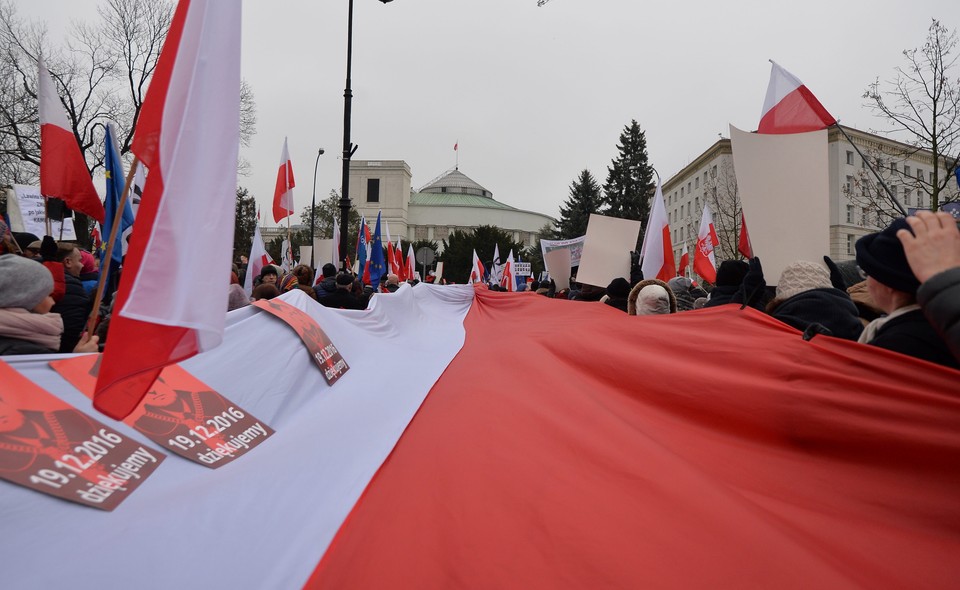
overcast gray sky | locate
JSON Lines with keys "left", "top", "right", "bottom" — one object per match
{"left": 25, "top": 0, "right": 957, "bottom": 222}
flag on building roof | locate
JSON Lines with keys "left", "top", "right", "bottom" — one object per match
{"left": 639, "top": 181, "right": 675, "bottom": 282}
{"left": 38, "top": 57, "right": 105, "bottom": 223}
{"left": 694, "top": 204, "right": 719, "bottom": 283}
{"left": 758, "top": 61, "right": 836, "bottom": 134}
{"left": 93, "top": 0, "right": 241, "bottom": 419}
{"left": 272, "top": 137, "right": 295, "bottom": 223}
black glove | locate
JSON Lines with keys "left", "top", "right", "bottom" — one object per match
{"left": 822, "top": 256, "right": 846, "bottom": 290}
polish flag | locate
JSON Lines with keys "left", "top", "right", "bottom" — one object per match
{"left": 37, "top": 58, "right": 105, "bottom": 223}
{"left": 94, "top": 0, "right": 241, "bottom": 419}
{"left": 244, "top": 218, "right": 274, "bottom": 295}
{"left": 500, "top": 249, "right": 516, "bottom": 291}
{"left": 406, "top": 244, "right": 416, "bottom": 280}
{"left": 272, "top": 137, "right": 295, "bottom": 222}
{"left": 469, "top": 249, "right": 485, "bottom": 284}
{"left": 677, "top": 242, "right": 689, "bottom": 278}
{"left": 11, "top": 287, "right": 959, "bottom": 588}
{"left": 395, "top": 239, "right": 406, "bottom": 281}
{"left": 738, "top": 211, "right": 754, "bottom": 259}
{"left": 694, "top": 205, "right": 720, "bottom": 283}
{"left": 758, "top": 61, "right": 836, "bottom": 134}
{"left": 639, "top": 181, "right": 675, "bottom": 282}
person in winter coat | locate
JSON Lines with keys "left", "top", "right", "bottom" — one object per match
{"left": 51, "top": 243, "right": 93, "bottom": 353}
{"left": 314, "top": 263, "right": 338, "bottom": 300}
{"left": 0, "top": 255, "right": 99, "bottom": 355}
{"left": 855, "top": 218, "right": 958, "bottom": 370}
{"left": 604, "top": 278, "right": 631, "bottom": 312}
{"left": 667, "top": 277, "right": 699, "bottom": 312}
{"left": 896, "top": 210, "right": 960, "bottom": 364}
{"left": 78, "top": 250, "right": 100, "bottom": 297}
{"left": 628, "top": 279, "right": 678, "bottom": 316}
{"left": 703, "top": 260, "right": 749, "bottom": 307}
{"left": 320, "top": 273, "right": 364, "bottom": 310}
{"left": 764, "top": 261, "right": 863, "bottom": 341}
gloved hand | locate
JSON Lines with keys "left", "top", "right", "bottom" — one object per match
{"left": 823, "top": 255, "right": 846, "bottom": 290}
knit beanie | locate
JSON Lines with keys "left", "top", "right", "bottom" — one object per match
{"left": 336, "top": 272, "right": 355, "bottom": 286}
{"left": 855, "top": 218, "right": 920, "bottom": 294}
{"left": 279, "top": 274, "right": 299, "bottom": 293}
{"left": 606, "top": 277, "right": 631, "bottom": 298}
{"left": 260, "top": 265, "right": 279, "bottom": 278}
{"left": 0, "top": 254, "right": 54, "bottom": 309}
{"left": 775, "top": 261, "right": 832, "bottom": 301}
{"left": 715, "top": 260, "right": 749, "bottom": 287}
{"left": 226, "top": 283, "right": 250, "bottom": 311}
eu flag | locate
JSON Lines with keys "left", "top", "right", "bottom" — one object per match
{"left": 102, "top": 123, "right": 135, "bottom": 266}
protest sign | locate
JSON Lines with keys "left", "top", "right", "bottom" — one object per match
{"left": 253, "top": 298, "right": 349, "bottom": 385}
{"left": 575, "top": 214, "right": 641, "bottom": 288}
{"left": 540, "top": 236, "right": 585, "bottom": 267}
{"left": 543, "top": 248, "right": 571, "bottom": 291}
{"left": 0, "top": 359, "right": 163, "bottom": 510}
{"left": 5, "top": 185, "right": 77, "bottom": 240}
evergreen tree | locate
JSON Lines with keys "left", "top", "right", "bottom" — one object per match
{"left": 602, "top": 120, "right": 655, "bottom": 229}
{"left": 233, "top": 187, "right": 256, "bottom": 262}
{"left": 439, "top": 225, "right": 525, "bottom": 283}
{"left": 558, "top": 169, "right": 602, "bottom": 239}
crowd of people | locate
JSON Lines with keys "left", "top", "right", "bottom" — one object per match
{"left": 2, "top": 213, "right": 958, "bottom": 370}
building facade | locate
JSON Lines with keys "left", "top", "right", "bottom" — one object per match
{"left": 662, "top": 125, "right": 959, "bottom": 270}
{"left": 349, "top": 160, "right": 555, "bottom": 250}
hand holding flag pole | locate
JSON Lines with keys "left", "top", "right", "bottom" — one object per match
{"left": 85, "top": 157, "right": 140, "bottom": 337}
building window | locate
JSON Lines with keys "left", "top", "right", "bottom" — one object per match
{"left": 846, "top": 151, "right": 854, "bottom": 165}
{"left": 846, "top": 204, "right": 854, "bottom": 224}
{"left": 890, "top": 162, "right": 897, "bottom": 174}
{"left": 903, "top": 165, "right": 911, "bottom": 177}
{"left": 435, "top": 226, "right": 449, "bottom": 240}
{"left": 845, "top": 175, "right": 853, "bottom": 193}
{"left": 681, "top": 187, "right": 684, "bottom": 197}
{"left": 414, "top": 226, "right": 427, "bottom": 240}
{"left": 917, "top": 191, "right": 924, "bottom": 208}
{"left": 366, "top": 178, "right": 380, "bottom": 203}
{"left": 680, "top": 204, "right": 684, "bottom": 218}
{"left": 695, "top": 197, "right": 700, "bottom": 211}
{"left": 904, "top": 186, "right": 911, "bottom": 205}
{"left": 687, "top": 182, "right": 692, "bottom": 193}
{"left": 703, "top": 172, "right": 708, "bottom": 184}
{"left": 846, "top": 234, "right": 854, "bottom": 255}
{"left": 711, "top": 165, "right": 717, "bottom": 178}
{"left": 916, "top": 168, "right": 923, "bottom": 180}
{"left": 930, "top": 171, "right": 934, "bottom": 183}
{"left": 695, "top": 177, "right": 700, "bottom": 189}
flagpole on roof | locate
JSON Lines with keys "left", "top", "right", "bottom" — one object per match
{"left": 833, "top": 122, "right": 908, "bottom": 217}
{"left": 85, "top": 156, "right": 140, "bottom": 337}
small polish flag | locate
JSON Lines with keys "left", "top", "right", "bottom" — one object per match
{"left": 272, "top": 137, "right": 295, "bottom": 223}
{"left": 677, "top": 242, "right": 689, "bottom": 278}
{"left": 694, "top": 205, "right": 719, "bottom": 283}
{"left": 639, "top": 181, "right": 675, "bottom": 282}
{"left": 738, "top": 211, "right": 754, "bottom": 259}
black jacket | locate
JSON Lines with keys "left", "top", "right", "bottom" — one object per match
{"left": 869, "top": 308, "right": 959, "bottom": 370}
{"left": 319, "top": 288, "right": 363, "bottom": 310}
{"left": 0, "top": 336, "right": 57, "bottom": 355}
{"left": 917, "top": 267, "right": 960, "bottom": 364}
{"left": 51, "top": 274, "right": 92, "bottom": 353}
{"left": 769, "top": 288, "right": 864, "bottom": 341}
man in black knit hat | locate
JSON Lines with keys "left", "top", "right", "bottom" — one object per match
{"left": 855, "top": 218, "right": 958, "bottom": 369}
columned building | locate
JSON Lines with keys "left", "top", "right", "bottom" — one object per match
{"left": 349, "top": 160, "right": 555, "bottom": 250}
{"left": 662, "top": 125, "right": 959, "bottom": 268}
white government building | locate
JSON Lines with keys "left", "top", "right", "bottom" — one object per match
{"left": 662, "top": 125, "right": 959, "bottom": 265}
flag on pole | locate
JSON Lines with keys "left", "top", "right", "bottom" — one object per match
{"left": 369, "top": 211, "right": 386, "bottom": 287}
{"left": 639, "top": 181, "right": 675, "bottom": 282}
{"left": 500, "top": 249, "right": 516, "bottom": 292}
{"left": 244, "top": 213, "right": 273, "bottom": 295}
{"left": 280, "top": 238, "right": 293, "bottom": 272}
{"left": 94, "top": 0, "right": 242, "bottom": 419}
{"left": 470, "top": 249, "right": 485, "bottom": 284}
{"left": 694, "top": 205, "right": 719, "bottom": 283}
{"left": 738, "top": 211, "right": 754, "bottom": 259}
{"left": 678, "top": 242, "right": 689, "bottom": 278}
{"left": 387, "top": 240, "right": 398, "bottom": 277}
{"left": 406, "top": 244, "right": 416, "bottom": 280}
{"left": 91, "top": 224, "right": 103, "bottom": 256}
{"left": 102, "top": 122, "right": 135, "bottom": 267}
{"left": 272, "top": 137, "right": 295, "bottom": 223}
{"left": 38, "top": 57, "right": 105, "bottom": 223}
{"left": 130, "top": 164, "right": 146, "bottom": 218}
{"left": 356, "top": 215, "right": 370, "bottom": 282}
{"left": 758, "top": 61, "right": 836, "bottom": 134}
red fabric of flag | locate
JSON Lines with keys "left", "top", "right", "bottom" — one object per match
{"left": 758, "top": 61, "right": 836, "bottom": 134}
{"left": 308, "top": 294, "right": 960, "bottom": 589}
{"left": 738, "top": 211, "right": 754, "bottom": 259}
{"left": 272, "top": 137, "right": 295, "bottom": 222}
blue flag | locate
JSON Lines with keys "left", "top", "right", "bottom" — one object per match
{"left": 356, "top": 215, "right": 368, "bottom": 276}
{"left": 102, "top": 123, "right": 135, "bottom": 266}
{"left": 369, "top": 211, "right": 386, "bottom": 287}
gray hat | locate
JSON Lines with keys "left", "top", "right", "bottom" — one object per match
{"left": 0, "top": 254, "right": 54, "bottom": 309}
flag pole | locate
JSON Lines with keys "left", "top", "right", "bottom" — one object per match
{"left": 85, "top": 156, "right": 139, "bottom": 337}
{"left": 834, "top": 123, "right": 908, "bottom": 217}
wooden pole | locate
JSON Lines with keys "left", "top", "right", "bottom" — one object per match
{"left": 85, "top": 156, "right": 139, "bottom": 337}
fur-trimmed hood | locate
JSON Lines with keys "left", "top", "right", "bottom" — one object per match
{"left": 628, "top": 279, "right": 678, "bottom": 315}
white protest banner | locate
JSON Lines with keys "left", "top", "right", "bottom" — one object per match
{"left": 729, "top": 125, "right": 830, "bottom": 282}
{"left": 575, "top": 214, "right": 641, "bottom": 288}
{"left": 540, "top": 235, "right": 585, "bottom": 267}
{"left": 543, "top": 248, "right": 571, "bottom": 291}
{"left": 299, "top": 246, "right": 313, "bottom": 267}
{"left": 313, "top": 238, "right": 334, "bottom": 266}
{"left": 514, "top": 262, "right": 531, "bottom": 276}
{"left": 7, "top": 184, "right": 77, "bottom": 240}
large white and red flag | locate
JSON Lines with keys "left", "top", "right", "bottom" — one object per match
{"left": 469, "top": 249, "right": 485, "bottom": 283}
{"left": 500, "top": 249, "right": 516, "bottom": 291}
{"left": 9, "top": 287, "right": 960, "bottom": 588}
{"left": 37, "top": 57, "right": 105, "bottom": 223}
{"left": 93, "top": 0, "right": 241, "bottom": 419}
{"left": 758, "top": 61, "right": 836, "bottom": 134}
{"left": 694, "top": 204, "right": 720, "bottom": 283}
{"left": 244, "top": 216, "right": 273, "bottom": 295}
{"left": 272, "top": 137, "right": 295, "bottom": 222}
{"left": 677, "top": 242, "right": 689, "bottom": 278}
{"left": 639, "top": 181, "right": 675, "bottom": 282}
{"left": 738, "top": 211, "right": 754, "bottom": 259}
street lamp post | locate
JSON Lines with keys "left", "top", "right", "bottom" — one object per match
{"left": 310, "top": 148, "right": 324, "bottom": 269}
{"left": 339, "top": 0, "right": 394, "bottom": 271}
